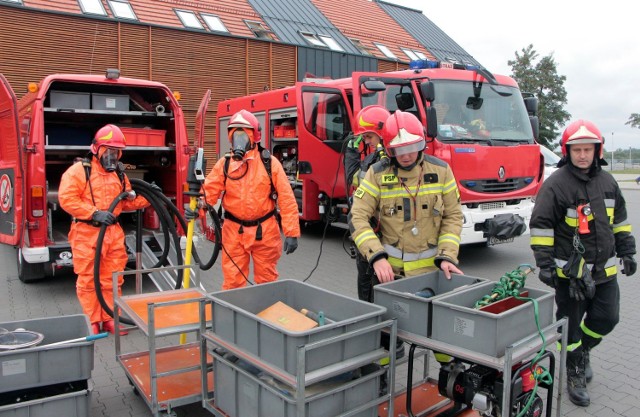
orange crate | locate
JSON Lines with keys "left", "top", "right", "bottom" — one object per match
{"left": 121, "top": 127, "right": 166, "bottom": 147}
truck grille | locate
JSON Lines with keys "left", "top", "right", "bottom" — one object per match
{"left": 480, "top": 201, "right": 505, "bottom": 211}
{"left": 460, "top": 178, "right": 532, "bottom": 193}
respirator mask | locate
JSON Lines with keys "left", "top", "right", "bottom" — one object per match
{"left": 100, "top": 148, "right": 121, "bottom": 172}
{"left": 230, "top": 128, "right": 253, "bottom": 161}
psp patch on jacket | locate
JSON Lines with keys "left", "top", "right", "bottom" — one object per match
{"left": 381, "top": 174, "right": 398, "bottom": 185}
{"left": 354, "top": 187, "right": 365, "bottom": 199}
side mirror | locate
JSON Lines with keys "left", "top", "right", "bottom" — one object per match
{"left": 466, "top": 96, "right": 483, "bottom": 110}
{"left": 395, "top": 93, "right": 414, "bottom": 111}
{"left": 420, "top": 81, "right": 435, "bottom": 102}
{"left": 524, "top": 96, "right": 538, "bottom": 116}
{"left": 529, "top": 115, "right": 539, "bottom": 140}
{"left": 426, "top": 107, "right": 438, "bottom": 140}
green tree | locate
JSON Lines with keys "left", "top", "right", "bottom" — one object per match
{"left": 626, "top": 113, "right": 640, "bottom": 128}
{"left": 508, "top": 44, "right": 570, "bottom": 148}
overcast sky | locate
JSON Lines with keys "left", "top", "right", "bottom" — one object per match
{"left": 384, "top": 0, "right": 639, "bottom": 151}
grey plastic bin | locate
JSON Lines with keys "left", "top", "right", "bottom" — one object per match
{"left": 49, "top": 91, "right": 90, "bottom": 109}
{"left": 91, "top": 93, "right": 129, "bottom": 111}
{"left": 0, "top": 315, "right": 94, "bottom": 393}
{"left": 431, "top": 281, "right": 554, "bottom": 357}
{"left": 214, "top": 357, "right": 379, "bottom": 417}
{"left": 373, "top": 271, "right": 487, "bottom": 337}
{"left": 0, "top": 380, "right": 91, "bottom": 417}
{"left": 208, "top": 280, "right": 386, "bottom": 375}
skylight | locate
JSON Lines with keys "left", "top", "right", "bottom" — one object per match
{"left": 175, "top": 10, "right": 203, "bottom": 30}
{"left": 374, "top": 43, "right": 397, "bottom": 59}
{"left": 318, "top": 35, "right": 344, "bottom": 52}
{"left": 202, "top": 14, "right": 228, "bottom": 33}
{"left": 300, "top": 32, "right": 326, "bottom": 48}
{"left": 78, "top": 0, "right": 106, "bottom": 15}
{"left": 108, "top": 0, "right": 137, "bottom": 20}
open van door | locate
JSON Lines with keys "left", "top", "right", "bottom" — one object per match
{"left": 0, "top": 74, "right": 24, "bottom": 246}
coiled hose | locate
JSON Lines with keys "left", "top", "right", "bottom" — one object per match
{"left": 93, "top": 179, "right": 222, "bottom": 324}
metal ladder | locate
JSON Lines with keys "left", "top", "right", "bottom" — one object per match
{"left": 125, "top": 231, "right": 200, "bottom": 292}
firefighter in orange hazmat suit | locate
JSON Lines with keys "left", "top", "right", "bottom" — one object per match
{"left": 59, "top": 124, "right": 150, "bottom": 334}
{"left": 199, "top": 110, "right": 300, "bottom": 289}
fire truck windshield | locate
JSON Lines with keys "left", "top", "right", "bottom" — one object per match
{"left": 362, "top": 80, "right": 534, "bottom": 144}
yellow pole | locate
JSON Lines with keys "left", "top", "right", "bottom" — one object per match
{"left": 179, "top": 196, "right": 198, "bottom": 344}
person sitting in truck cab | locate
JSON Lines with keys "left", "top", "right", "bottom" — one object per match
{"left": 58, "top": 124, "right": 151, "bottom": 335}
{"left": 193, "top": 110, "right": 300, "bottom": 290}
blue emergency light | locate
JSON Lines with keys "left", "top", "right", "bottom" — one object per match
{"left": 409, "top": 59, "right": 479, "bottom": 71}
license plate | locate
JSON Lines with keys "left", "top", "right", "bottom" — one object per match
{"left": 488, "top": 236, "right": 514, "bottom": 246}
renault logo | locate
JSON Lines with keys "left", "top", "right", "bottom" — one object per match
{"left": 498, "top": 166, "right": 505, "bottom": 179}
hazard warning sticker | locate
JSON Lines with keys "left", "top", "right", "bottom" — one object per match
{"left": 0, "top": 174, "right": 12, "bottom": 214}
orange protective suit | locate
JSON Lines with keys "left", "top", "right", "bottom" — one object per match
{"left": 203, "top": 147, "right": 300, "bottom": 289}
{"left": 58, "top": 156, "right": 148, "bottom": 327}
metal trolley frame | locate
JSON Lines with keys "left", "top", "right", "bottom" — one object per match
{"left": 113, "top": 265, "right": 213, "bottom": 417}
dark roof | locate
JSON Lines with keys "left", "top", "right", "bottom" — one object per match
{"left": 247, "top": 0, "right": 361, "bottom": 55}
{"left": 375, "top": 0, "right": 481, "bottom": 67}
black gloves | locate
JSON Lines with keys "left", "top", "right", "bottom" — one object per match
{"left": 568, "top": 264, "right": 596, "bottom": 301}
{"left": 621, "top": 255, "right": 637, "bottom": 276}
{"left": 283, "top": 237, "right": 298, "bottom": 254}
{"left": 538, "top": 268, "right": 557, "bottom": 288}
{"left": 92, "top": 210, "right": 117, "bottom": 226}
{"left": 184, "top": 207, "right": 199, "bottom": 221}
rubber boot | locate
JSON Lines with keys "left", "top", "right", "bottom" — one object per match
{"left": 584, "top": 348, "right": 593, "bottom": 383}
{"left": 102, "top": 320, "right": 128, "bottom": 336}
{"left": 567, "top": 350, "right": 590, "bottom": 406}
{"left": 91, "top": 323, "right": 101, "bottom": 335}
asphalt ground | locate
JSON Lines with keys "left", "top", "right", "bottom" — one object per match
{"left": 1, "top": 175, "right": 639, "bottom": 417}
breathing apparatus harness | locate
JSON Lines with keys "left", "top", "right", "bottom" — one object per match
{"left": 217, "top": 143, "right": 279, "bottom": 286}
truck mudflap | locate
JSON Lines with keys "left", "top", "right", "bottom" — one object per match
{"left": 482, "top": 213, "right": 526, "bottom": 243}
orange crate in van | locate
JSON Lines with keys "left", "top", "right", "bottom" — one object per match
{"left": 121, "top": 127, "right": 166, "bottom": 147}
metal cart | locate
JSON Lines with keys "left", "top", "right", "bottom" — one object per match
{"left": 113, "top": 265, "right": 213, "bottom": 417}
{"left": 392, "top": 318, "right": 567, "bottom": 417}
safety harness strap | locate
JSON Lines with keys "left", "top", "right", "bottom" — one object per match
{"left": 224, "top": 209, "right": 277, "bottom": 241}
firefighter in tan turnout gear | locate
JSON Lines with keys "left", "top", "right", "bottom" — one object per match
{"left": 349, "top": 110, "right": 464, "bottom": 282}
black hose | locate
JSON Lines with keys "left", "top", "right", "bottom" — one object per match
{"left": 92, "top": 179, "right": 222, "bottom": 323}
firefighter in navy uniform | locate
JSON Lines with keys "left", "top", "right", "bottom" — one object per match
{"left": 530, "top": 119, "right": 636, "bottom": 407}
{"left": 344, "top": 105, "right": 390, "bottom": 302}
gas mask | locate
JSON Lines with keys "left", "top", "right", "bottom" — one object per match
{"left": 230, "top": 128, "right": 254, "bottom": 161}
{"left": 99, "top": 148, "right": 121, "bottom": 172}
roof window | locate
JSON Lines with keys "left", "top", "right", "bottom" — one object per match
{"left": 108, "top": 0, "right": 137, "bottom": 20}
{"left": 374, "top": 43, "right": 397, "bottom": 59}
{"left": 318, "top": 35, "right": 344, "bottom": 52}
{"left": 245, "top": 20, "right": 275, "bottom": 40}
{"left": 202, "top": 13, "right": 228, "bottom": 33}
{"left": 78, "top": 0, "right": 106, "bottom": 15}
{"left": 175, "top": 10, "right": 204, "bottom": 29}
{"left": 349, "top": 38, "right": 372, "bottom": 56}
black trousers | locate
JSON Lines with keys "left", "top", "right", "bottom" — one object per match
{"left": 555, "top": 277, "right": 620, "bottom": 351}
{"left": 356, "top": 251, "right": 378, "bottom": 302}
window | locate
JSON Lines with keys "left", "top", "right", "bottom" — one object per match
{"left": 78, "top": 0, "right": 106, "bottom": 15}
{"left": 201, "top": 13, "right": 228, "bottom": 33}
{"left": 401, "top": 48, "right": 419, "bottom": 61}
{"left": 415, "top": 51, "right": 427, "bottom": 60}
{"left": 1, "top": 0, "right": 23, "bottom": 4}
{"left": 245, "top": 20, "right": 275, "bottom": 40}
{"left": 175, "top": 10, "right": 203, "bottom": 29}
{"left": 374, "top": 43, "right": 397, "bottom": 59}
{"left": 300, "top": 32, "right": 326, "bottom": 48}
{"left": 302, "top": 90, "right": 351, "bottom": 142}
{"left": 349, "top": 38, "right": 372, "bottom": 56}
{"left": 318, "top": 35, "right": 344, "bottom": 52}
{"left": 108, "top": 0, "right": 137, "bottom": 20}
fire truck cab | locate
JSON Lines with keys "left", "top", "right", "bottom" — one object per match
{"left": 0, "top": 70, "right": 191, "bottom": 282}
{"left": 216, "top": 60, "right": 542, "bottom": 245}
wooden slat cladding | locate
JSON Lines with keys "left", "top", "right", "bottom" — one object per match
{"left": 0, "top": 7, "right": 298, "bottom": 164}
{"left": 378, "top": 60, "right": 407, "bottom": 73}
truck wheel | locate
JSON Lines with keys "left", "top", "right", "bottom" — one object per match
{"left": 17, "top": 248, "right": 45, "bottom": 283}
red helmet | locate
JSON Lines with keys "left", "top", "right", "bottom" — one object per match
{"left": 91, "top": 124, "right": 126, "bottom": 154}
{"left": 382, "top": 111, "right": 426, "bottom": 157}
{"left": 228, "top": 109, "right": 261, "bottom": 143}
{"left": 354, "top": 105, "right": 390, "bottom": 136}
{"left": 561, "top": 119, "right": 603, "bottom": 158}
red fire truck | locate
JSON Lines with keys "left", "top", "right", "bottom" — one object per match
{"left": 0, "top": 70, "right": 193, "bottom": 282}
{"left": 216, "top": 60, "right": 543, "bottom": 245}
